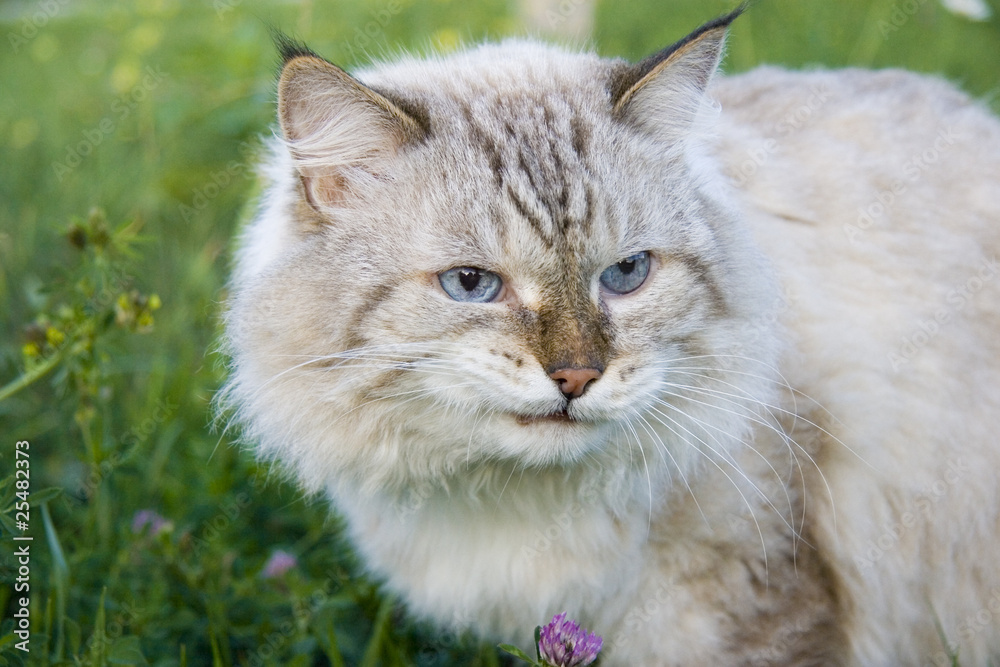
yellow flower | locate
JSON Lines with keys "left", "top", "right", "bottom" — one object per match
{"left": 46, "top": 327, "right": 65, "bottom": 346}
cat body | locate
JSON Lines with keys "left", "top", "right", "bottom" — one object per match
{"left": 223, "top": 12, "right": 1000, "bottom": 665}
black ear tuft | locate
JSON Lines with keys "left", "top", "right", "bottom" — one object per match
{"left": 608, "top": 3, "right": 746, "bottom": 106}
{"left": 270, "top": 28, "right": 324, "bottom": 69}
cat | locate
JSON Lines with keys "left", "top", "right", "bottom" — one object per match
{"left": 221, "top": 6, "right": 1000, "bottom": 665}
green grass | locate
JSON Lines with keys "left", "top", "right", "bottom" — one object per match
{"left": 1, "top": 0, "right": 997, "bottom": 664}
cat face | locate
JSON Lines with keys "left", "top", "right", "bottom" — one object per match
{"left": 225, "top": 18, "right": 778, "bottom": 492}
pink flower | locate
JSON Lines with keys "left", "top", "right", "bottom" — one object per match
{"left": 538, "top": 612, "right": 603, "bottom": 667}
{"left": 261, "top": 550, "right": 298, "bottom": 579}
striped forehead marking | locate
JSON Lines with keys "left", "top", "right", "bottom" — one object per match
{"left": 459, "top": 96, "right": 595, "bottom": 248}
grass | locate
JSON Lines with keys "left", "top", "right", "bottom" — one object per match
{"left": 0, "top": 0, "right": 997, "bottom": 664}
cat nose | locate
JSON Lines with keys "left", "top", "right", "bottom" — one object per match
{"left": 549, "top": 367, "right": 602, "bottom": 399}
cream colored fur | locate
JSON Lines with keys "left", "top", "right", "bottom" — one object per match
{"left": 222, "top": 17, "right": 1000, "bottom": 666}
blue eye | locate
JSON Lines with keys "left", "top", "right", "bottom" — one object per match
{"left": 599, "top": 251, "right": 651, "bottom": 295}
{"left": 439, "top": 267, "right": 503, "bottom": 303}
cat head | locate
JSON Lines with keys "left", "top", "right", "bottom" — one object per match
{"left": 223, "top": 7, "right": 780, "bottom": 495}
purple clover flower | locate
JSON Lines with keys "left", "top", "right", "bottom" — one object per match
{"left": 261, "top": 549, "right": 298, "bottom": 579}
{"left": 131, "top": 509, "right": 169, "bottom": 535}
{"left": 537, "top": 612, "right": 603, "bottom": 667}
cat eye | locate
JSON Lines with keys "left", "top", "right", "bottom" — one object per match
{"left": 439, "top": 267, "right": 504, "bottom": 303}
{"left": 599, "top": 251, "right": 651, "bottom": 295}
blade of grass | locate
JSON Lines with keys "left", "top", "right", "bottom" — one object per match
{"left": 90, "top": 587, "right": 108, "bottom": 665}
{"left": 360, "top": 595, "right": 395, "bottom": 667}
{"left": 318, "top": 608, "right": 345, "bottom": 667}
{"left": 210, "top": 630, "right": 224, "bottom": 667}
{"left": 41, "top": 503, "right": 68, "bottom": 661}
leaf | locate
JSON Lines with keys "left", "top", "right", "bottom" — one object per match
{"left": 108, "top": 636, "right": 150, "bottom": 665}
{"left": 498, "top": 643, "right": 537, "bottom": 664}
{"left": 65, "top": 616, "right": 81, "bottom": 655}
{"left": 42, "top": 503, "right": 69, "bottom": 582}
{"left": 0, "top": 513, "right": 17, "bottom": 537}
{"left": 90, "top": 588, "right": 107, "bottom": 664}
{"left": 29, "top": 486, "right": 63, "bottom": 506}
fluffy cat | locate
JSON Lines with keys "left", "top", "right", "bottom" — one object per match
{"left": 222, "top": 7, "right": 1000, "bottom": 665}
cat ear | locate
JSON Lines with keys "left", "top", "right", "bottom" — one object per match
{"left": 609, "top": 5, "right": 744, "bottom": 136}
{"left": 277, "top": 42, "right": 426, "bottom": 210}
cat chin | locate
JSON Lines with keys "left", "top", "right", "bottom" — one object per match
{"left": 484, "top": 416, "right": 615, "bottom": 466}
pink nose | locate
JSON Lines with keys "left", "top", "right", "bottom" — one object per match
{"left": 549, "top": 367, "right": 602, "bottom": 399}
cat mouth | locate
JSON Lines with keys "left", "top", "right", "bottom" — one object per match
{"left": 514, "top": 409, "right": 575, "bottom": 426}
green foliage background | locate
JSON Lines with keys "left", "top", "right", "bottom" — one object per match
{"left": 0, "top": 0, "right": 997, "bottom": 664}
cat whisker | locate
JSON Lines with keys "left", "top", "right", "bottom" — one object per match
{"left": 651, "top": 360, "right": 850, "bottom": 520}
{"left": 240, "top": 343, "right": 457, "bottom": 409}
{"left": 654, "top": 355, "right": 870, "bottom": 469}
{"left": 276, "top": 380, "right": 485, "bottom": 484}
{"left": 621, "top": 414, "right": 655, "bottom": 537}
{"left": 346, "top": 380, "right": 480, "bottom": 417}
{"left": 650, "top": 397, "right": 808, "bottom": 550}
{"left": 645, "top": 407, "right": 771, "bottom": 584}
{"left": 263, "top": 341, "right": 458, "bottom": 370}
{"left": 629, "top": 410, "right": 710, "bottom": 531}
{"left": 651, "top": 386, "right": 797, "bottom": 502}
{"left": 648, "top": 400, "right": 784, "bottom": 526}
{"left": 494, "top": 458, "right": 520, "bottom": 514}
{"left": 468, "top": 407, "right": 497, "bottom": 470}
{"left": 268, "top": 344, "right": 456, "bottom": 363}
{"left": 657, "top": 376, "right": 836, "bottom": 533}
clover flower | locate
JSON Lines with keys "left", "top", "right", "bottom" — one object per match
{"left": 537, "top": 612, "right": 603, "bottom": 667}
{"left": 261, "top": 549, "right": 298, "bottom": 579}
{"left": 131, "top": 509, "right": 169, "bottom": 535}
{"left": 499, "top": 612, "right": 603, "bottom": 666}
